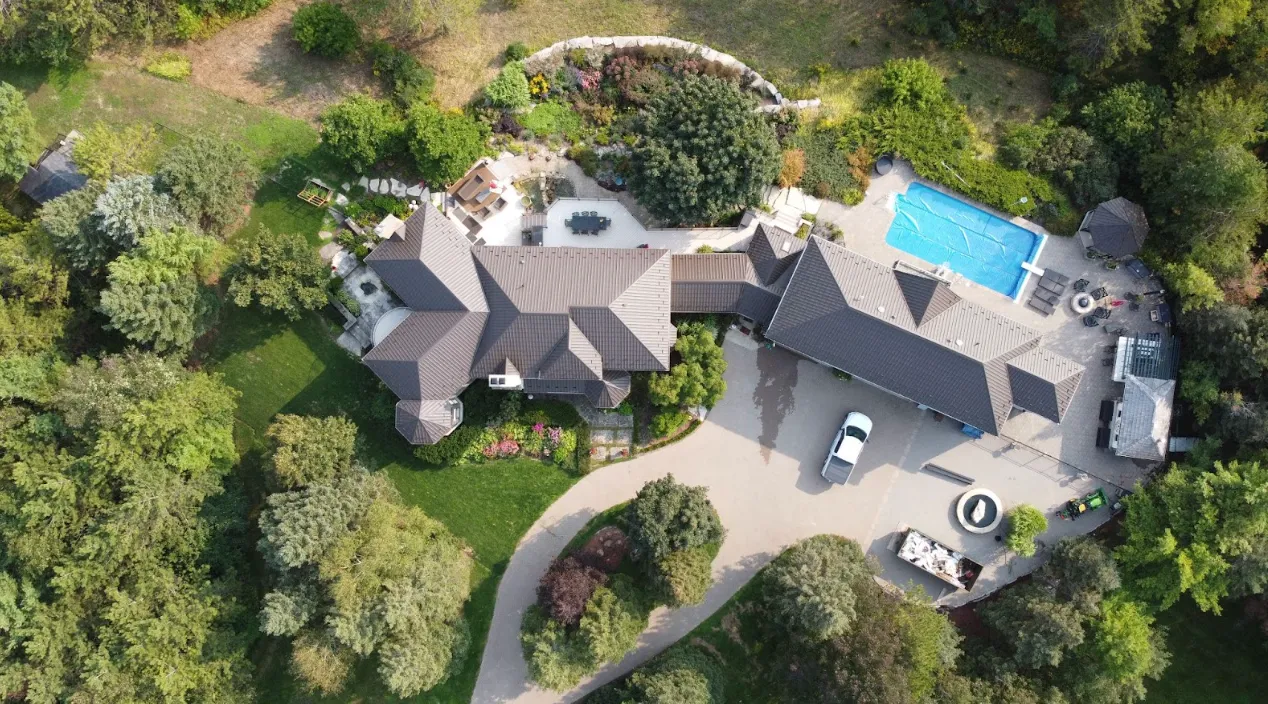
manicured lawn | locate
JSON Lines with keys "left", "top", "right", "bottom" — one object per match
{"left": 206, "top": 305, "right": 578, "bottom": 703}
{"left": 1145, "top": 601, "right": 1268, "bottom": 704}
{"left": 231, "top": 180, "right": 333, "bottom": 248}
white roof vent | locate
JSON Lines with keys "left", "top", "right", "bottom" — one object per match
{"left": 780, "top": 241, "right": 791, "bottom": 253}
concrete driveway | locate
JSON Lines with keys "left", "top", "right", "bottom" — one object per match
{"left": 471, "top": 334, "right": 1117, "bottom": 703}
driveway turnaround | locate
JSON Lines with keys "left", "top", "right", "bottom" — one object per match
{"left": 471, "top": 334, "right": 1117, "bottom": 703}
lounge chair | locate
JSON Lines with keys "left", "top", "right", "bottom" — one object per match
{"left": 1037, "top": 278, "right": 1065, "bottom": 295}
{"left": 1083, "top": 315, "right": 1100, "bottom": 327}
{"left": 1090, "top": 286, "right": 1108, "bottom": 300}
{"left": 1099, "top": 400, "right": 1115, "bottom": 424}
{"left": 1094, "top": 306, "right": 1112, "bottom": 319}
{"left": 1033, "top": 288, "right": 1059, "bottom": 305}
{"left": 1095, "top": 427, "right": 1111, "bottom": 449}
{"left": 1042, "top": 270, "right": 1070, "bottom": 286}
{"left": 1073, "top": 279, "right": 1089, "bottom": 292}
{"left": 1027, "top": 298, "right": 1055, "bottom": 316}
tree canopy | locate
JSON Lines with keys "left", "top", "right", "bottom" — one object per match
{"left": 71, "top": 121, "right": 159, "bottom": 183}
{"left": 227, "top": 225, "right": 328, "bottom": 320}
{"left": 99, "top": 226, "right": 217, "bottom": 353}
{"left": 624, "top": 474, "right": 725, "bottom": 564}
{"left": 649, "top": 321, "right": 727, "bottom": 410}
{"left": 0, "top": 352, "right": 253, "bottom": 702}
{"left": 0, "top": 82, "right": 36, "bottom": 181}
{"left": 760, "top": 534, "right": 874, "bottom": 643}
{"left": 629, "top": 75, "right": 781, "bottom": 225}
{"left": 155, "top": 133, "right": 259, "bottom": 234}
{"left": 320, "top": 94, "right": 405, "bottom": 173}
{"left": 407, "top": 103, "right": 489, "bottom": 186}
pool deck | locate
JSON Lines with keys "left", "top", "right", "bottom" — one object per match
{"left": 818, "top": 160, "right": 1167, "bottom": 490}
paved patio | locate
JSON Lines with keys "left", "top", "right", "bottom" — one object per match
{"left": 818, "top": 160, "right": 1166, "bottom": 488}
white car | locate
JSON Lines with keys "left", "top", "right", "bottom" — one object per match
{"left": 821, "top": 412, "right": 873, "bottom": 485}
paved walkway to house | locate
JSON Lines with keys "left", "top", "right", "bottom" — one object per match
{"left": 471, "top": 336, "right": 1115, "bottom": 703}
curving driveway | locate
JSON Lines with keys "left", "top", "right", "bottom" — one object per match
{"left": 472, "top": 334, "right": 1112, "bottom": 703}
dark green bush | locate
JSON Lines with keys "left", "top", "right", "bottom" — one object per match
{"left": 291, "top": 1, "right": 359, "bottom": 58}
{"left": 655, "top": 546, "right": 713, "bottom": 606}
{"left": 369, "top": 41, "right": 435, "bottom": 105}
{"left": 505, "top": 42, "right": 530, "bottom": 62}
{"left": 412, "top": 425, "right": 485, "bottom": 466}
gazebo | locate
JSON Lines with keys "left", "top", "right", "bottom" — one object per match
{"left": 1080, "top": 197, "right": 1149, "bottom": 258}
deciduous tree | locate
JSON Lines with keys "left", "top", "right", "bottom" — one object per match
{"left": 629, "top": 75, "right": 780, "bottom": 224}
{"left": 649, "top": 321, "right": 727, "bottom": 409}
{"left": 71, "top": 121, "right": 159, "bottom": 183}
{"left": 156, "top": 133, "right": 259, "bottom": 234}
{"left": 538, "top": 556, "right": 608, "bottom": 627}
{"left": 0, "top": 81, "right": 35, "bottom": 181}
{"left": 227, "top": 225, "right": 328, "bottom": 320}
{"left": 760, "top": 534, "right": 873, "bottom": 642}
{"left": 407, "top": 103, "right": 489, "bottom": 186}
{"left": 320, "top": 94, "right": 404, "bottom": 173}
{"left": 1005, "top": 504, "right": 1048, "bottom": 557}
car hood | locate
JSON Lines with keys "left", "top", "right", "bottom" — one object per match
{"left": 833, "top": 436, "right": 865, "bottom": 464}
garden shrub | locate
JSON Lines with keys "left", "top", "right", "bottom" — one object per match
{"left": 485, "top": 60, "right": 532, "bottom": 109}
{"left": 505, "top": 42, "right": 530, "bottom": 62}
{"left": 521, "top": 607, "right": 596, "bottom": 691}
{"left": 72, "top": 122, "right": 159, "bottom": 184}
{"left": 778, "top": 148, "right": 805, "bottom": 188}
{"left": 412, "top": 425, "right": 487, "bottom": 466}
{"left": 789, "top": 128, "right": 862, "bottom": 203}
{"left": 369, "top": 41, "right": 435, "bottom": 105}
{"left": 569, "top": 145, "right": 599, "bottom": 176}
{"left": 650, "top": 409, "right": 689, "bottom": 438}
{"left": 655, "top": 546, "right": 713, "bottom": 606}
{"left": 292, "top": 1, "right": 359, "bottom": 58}
{"left": 538, "top": 556, "right": 608, "bottom": 627}
{"left": 879, "top": 57, "right": 950, "bottom": 108}
{"left": 649, "top": 321, "right": 727, "bottom": 409}
{"left": 144, "top": 50, "right": 192, "bottom": 81}
{"left": 622, "top": 645, "right": 727, "bottom": 704}
{"left": 577, "top": 576, "right": 649, "bottom": 665}
{"left": 625, "top": 475, "right": 725, "bottom": 564}
{"left": 1006, "top": 504, "right": 1048, "bottom": 557}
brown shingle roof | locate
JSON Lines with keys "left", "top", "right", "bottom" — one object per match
{"left": 365, "top": 203, "right": 488, "bottom": 312}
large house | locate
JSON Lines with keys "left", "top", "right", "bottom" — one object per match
{"left": 364, "top": 204, "right": 1085, "bottom": 444}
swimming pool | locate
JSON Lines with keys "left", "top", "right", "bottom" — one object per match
{"left": 885, "top": 183, "right": 1045, "bottom": 299}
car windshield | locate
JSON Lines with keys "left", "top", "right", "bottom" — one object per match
{"left": 845, "top": 425, "right": 868, "bottom": 442}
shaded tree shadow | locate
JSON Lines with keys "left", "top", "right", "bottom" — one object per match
{"left": 751, "top": 344, "right": 798, "bottom": 463}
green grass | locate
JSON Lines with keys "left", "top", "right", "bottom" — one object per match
{"left": 564, "top": 501, "right": 631, "bottom": 554}
{"left": 206, "top": 305, "right": 578, "bottom": 703}
{"left": 1146, "top": 601, "right": 1268, "bottom": 704}
{"left": 0, "top": 61, "right": 343, "bottom": 175}
{"left": 231, "top": 180, "right": 332, "bottom": 248}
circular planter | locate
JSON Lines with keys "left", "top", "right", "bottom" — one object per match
{"left": 1070, "top": 292, "right": 1095, "bottom": 315}
{"left": 956, "top": 489, "right": 1003, "bottom": 534}
{"left": 875, "top": 155, "right": 894, "bottom": 176}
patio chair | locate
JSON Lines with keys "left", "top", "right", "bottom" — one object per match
{"left": 1027, "top": 298, "right": 1055, "bottom": 316}
{"left": 1090, "top": 286, "right": 1108, "bottom": 300}
{"left": 1083, "top": 315, "right": 1100, "bottom": 327}
{"left": 1073, "top": 279, "right": 1089, "bottom": 292}
{"left": 1094, "top": 306, "right": 1112, "bottom": 319}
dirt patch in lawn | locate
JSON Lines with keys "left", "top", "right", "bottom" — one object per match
{"left": 182, "top": 0, "right": 378, "bottom": 123}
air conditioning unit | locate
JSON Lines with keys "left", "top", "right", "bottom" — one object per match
{"left": 487, "top": 374, "right": 524, "bottom": 390}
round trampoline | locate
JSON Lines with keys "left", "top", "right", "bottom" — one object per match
{"left": 1070, "top": 292, "right": 1096, "bottom": 315}
{"left": 956, "top": 489, "right": 1003, "bottom": 534}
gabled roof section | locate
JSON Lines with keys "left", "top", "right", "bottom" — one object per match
{"left": 396, "top": 399, "right": 463, "bottom": 445}
{"left": 1007, "top": 348, "right": 1085, "bottom": 422}
{"left": 766, "top": 237, "right": 1067, "bottom": 434}
{"left": 669, "top": 253, "right": 783, "bottom": 326}
{"left": 1117, "top": 375, "right": 1175, "bottom": 461}
{"left": 363, "top": 310, "right": 486, "bottom": 401}
{"left": 1087, "top": 197, "right": 1149, "bottom": 257}
{"left": 471, "top": 246, "right": 668, "bottom": 313}
{"left": 365, "top": 203, "right": 488, "bottom": 312}
{"left": 540, "top": 320, "right": 603, "bottom": 381}
{"left": 894, "top": 269, "right": 960, "bottom": 326}
{"left": 747, "top": 224, "right": 806, "bottom": 284}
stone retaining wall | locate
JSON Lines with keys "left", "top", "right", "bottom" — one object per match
{"left": 524, "top": 36, "right": 820, "bottom": 113}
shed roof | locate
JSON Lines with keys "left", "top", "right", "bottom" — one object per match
{"left": 18, "top": 136, "right": 88, "bottom": 204}
{"left": 1116, "top": 375, "right": 1175, "bottom": 461}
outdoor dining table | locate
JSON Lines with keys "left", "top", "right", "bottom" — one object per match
{"left": 567, "top": 213, "right": 610, "bottom": 234}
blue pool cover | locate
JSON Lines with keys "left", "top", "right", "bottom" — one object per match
{"left": 885, "top": 184, "right": 1044, "bottom": 298}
